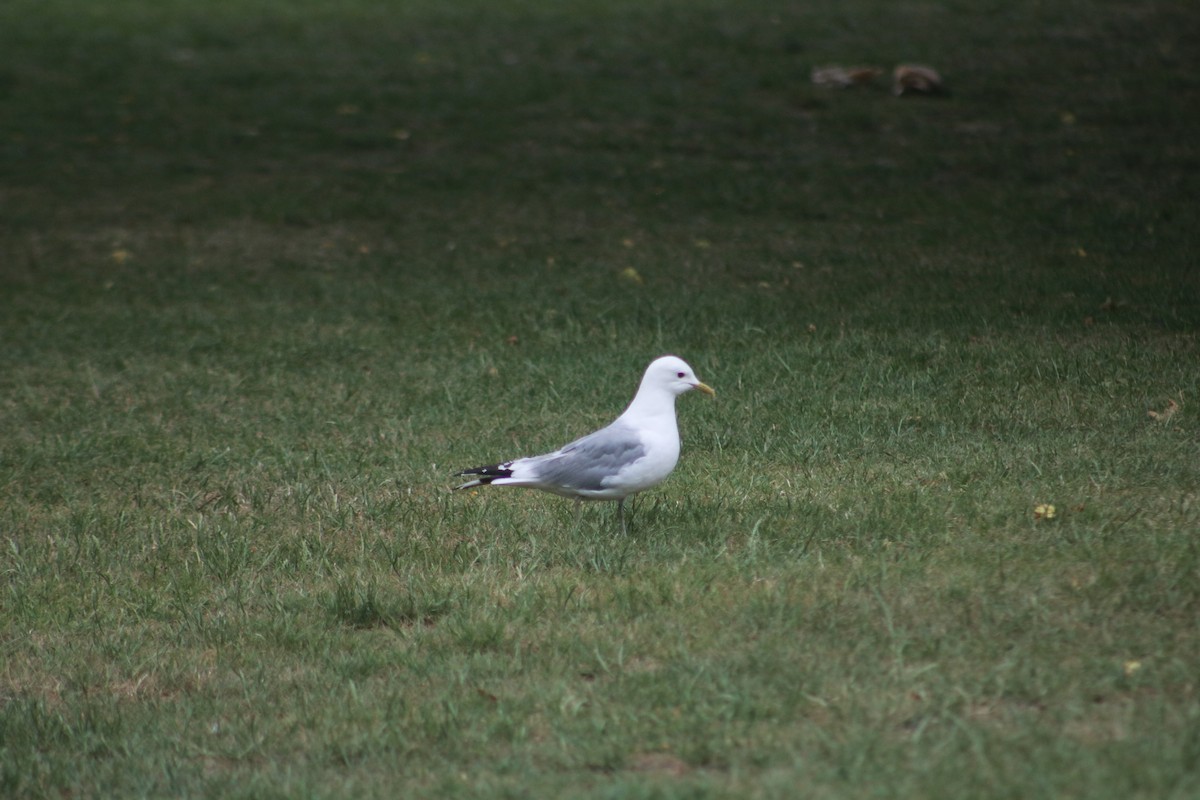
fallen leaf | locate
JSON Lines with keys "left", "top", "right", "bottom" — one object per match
{"left": 811, "top": 65, "right": 883, "bottom": 88}
{"left": 1148, "top": 399, "right": 1178, "bottom": 422}
{"left": 893, "top": 64, "right": 946, "bottom": 96}
{"left": 619, "top": 267, "right": 644, "bottom": 285}
{"left": 1034, "top": 503, "right": 1057, "bottom": 520}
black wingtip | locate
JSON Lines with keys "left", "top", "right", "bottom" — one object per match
{"left": 454, "top": 463, "right": 514, "bottom": 491}
{"left": 456, "top": 464, "right": 514, "bottom": 480}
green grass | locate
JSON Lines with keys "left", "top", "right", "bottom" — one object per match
{"left": 2, "top": 0, "right": 1199, "bottom": 796}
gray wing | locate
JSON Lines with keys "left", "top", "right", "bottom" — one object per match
{"left": 532, "top": 421, "right": 646, "bottom": 491}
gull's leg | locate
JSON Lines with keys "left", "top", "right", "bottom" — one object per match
{"left": 617, "top": 498, "right": 627, "bottom": 535}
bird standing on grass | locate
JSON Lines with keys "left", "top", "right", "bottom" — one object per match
{"left": 455, "top": 356, "right": 715, "bottom": 532}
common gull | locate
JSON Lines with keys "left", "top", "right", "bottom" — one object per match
{"left": 455, "top": 355, "right": 714, "bottom": 531}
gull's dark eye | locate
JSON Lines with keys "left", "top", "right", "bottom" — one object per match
{"left": 677, "top": 371, "right": 686, "bottom": 378}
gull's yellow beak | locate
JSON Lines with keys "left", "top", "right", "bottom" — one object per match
{"left": 694, "top": 381, "right": 716, "bottom": 397}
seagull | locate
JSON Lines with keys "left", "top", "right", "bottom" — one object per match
{"left": 455, "top": 355, "right": 715, "bottom": 532}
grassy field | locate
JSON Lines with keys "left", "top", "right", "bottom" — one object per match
{"left": 2, "top": 0, "right": 1199, "bottom": 796}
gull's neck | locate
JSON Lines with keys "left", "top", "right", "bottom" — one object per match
{"left": 618, "top": 381, "right": 678, "bottom": 423}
